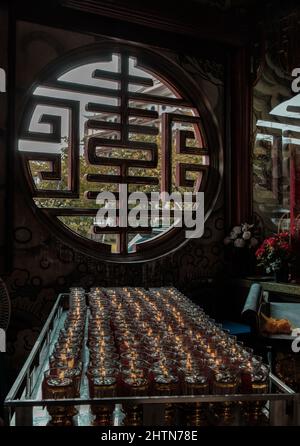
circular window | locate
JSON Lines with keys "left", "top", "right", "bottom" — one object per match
{"left": 18, "top": 43, "right": 222, "bottom": 262}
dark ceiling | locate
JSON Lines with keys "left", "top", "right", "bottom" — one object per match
{"left": 2, "top": 0, "right": 300, "bottom": 49}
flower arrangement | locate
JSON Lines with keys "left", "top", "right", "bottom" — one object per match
{"left": 255, "top": 232, "right": 293, "bottom": 274}
{"left": 224, "top": 223, "right": 259, "bottom": 249}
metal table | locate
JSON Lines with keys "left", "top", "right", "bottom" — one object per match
{"left": 4, "top": 293, "right": 300, "bottom": 426}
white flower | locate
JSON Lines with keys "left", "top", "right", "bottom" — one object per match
{"left": 242, "top": 223, "right": 254, "bottom": 232}
{"left": 224, "top": 237, "right": 232, "bottom": 245}
{"left": 234, "top": 238, "right": 246, "bottom": 248}
{"left": 242, "top": 231, "right": 251, "bottom": 240}
{"left": 232, "top": 226, "right": 242, "bottom": 235}
{"left": 230, "top": 231, "right": 238, "bottom": 240}
{"left": 250, "top": 237, "right": 258, "bottom": 247}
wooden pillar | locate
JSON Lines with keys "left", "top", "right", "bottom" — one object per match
{"left": 227, "top": 46, "right": 253, "bottom": 228}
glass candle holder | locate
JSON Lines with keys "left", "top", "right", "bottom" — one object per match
{"left": 42, "top": 369, "right": 76, "bottom": 426}
{"left": 89, "top": 376, "right": 117, "bottom": 398}
{"left": 62, "top": 365, "right": 83, "bottom": 397}
{"left": 152, "top": 373, "right": 179, "bottom": 426}
{"left": 212, "top": 368, "right": 239, "bottom": 425}
{"left": 89, "top": 376, "right": 117, "bottom": 426}
{"left": 184, "top": 371, "right": 209, "bottom": 395}
{"left": 213, "top": 368, "right": 239, "bottom": 395}
{"left": 122, "top": 376, "right": 149, "bottom": 427}
{"left": 244, "top": 364, "right": 270, "bottom": 425}
{"left": 183, "top": 371, "right": 210, "bottom": 427}
{"left": 50, "top": 350, "right": 78, "bottom": 369}
{"left": 87, "top": 366, "right": 118, "bottom": 382}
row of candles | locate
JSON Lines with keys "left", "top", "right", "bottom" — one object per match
{"left": 42, "top": 288, "right": 87, "bottom": 424}
{"left": 86, "top": 287, "right": 269, "bottom": 398}
{"left": 42, "top": 286, "right": 270, "bottom": 425}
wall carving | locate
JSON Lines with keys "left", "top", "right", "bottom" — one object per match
{"left": 3, "top": 21, "right": 225, "bottom": 380}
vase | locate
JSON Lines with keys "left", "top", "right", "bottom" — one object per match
{"left": 274, "top": 267, "right": 289, "bottom": 283}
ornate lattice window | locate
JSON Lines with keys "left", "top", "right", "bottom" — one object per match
{"left": 18, "top": 43, "right": 222, "bottom": 262}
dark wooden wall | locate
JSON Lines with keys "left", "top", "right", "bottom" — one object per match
{"left": 0, "top": 0, "right": 254, "bottom": 379}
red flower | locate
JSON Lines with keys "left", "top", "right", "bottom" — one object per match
{"left": 266, "top": 238, "right": 276, "bottom": 247}
{"left": 279, "top": 242, "right": 290, "bottom": 251}
{"left": 255, "top": 231, "right": 294, "bottom": 270}
{"left": 278, "top": 232, "right": 289, "bottom": 238}
{"left": 255, "top": 247, "right": 264, "bottom": 258}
